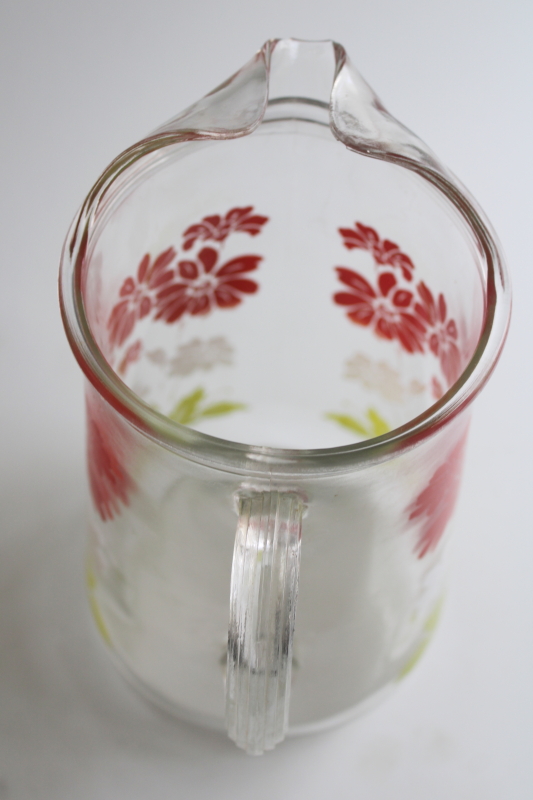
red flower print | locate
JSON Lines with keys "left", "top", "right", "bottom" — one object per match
{"left": 338, "top": 222, "right": 414, "bottom": 281}
{"left": 117, "top": 339, "right": 142, "bottom": 376}
{"left": 415, "top": 282, "right": 462, "bottom": 386}
{"left": 333, "top": 222, "right": 464, "bottom": 385}
{"left": 154, "top": 247, "right": 261, "bottom": 323}
{"left": 86, "top": 394, "right": 136, "bottom": 522}
{"left": 407, "top": 433, "right": 467, "bottom": 558}
{"left": 104, "top": 207, "right": 269, "bottom": 353}
{"left": 431, "top": 376, "right": 444, "bottom": 400}
{"left": 107, "top": 247, "right": 176, "bottom": 348}
{"left": 334, "top": 268, "right": 427, "bottom": 354}
{"left": 182, "top": 206, "right": 269, "bottom": 251}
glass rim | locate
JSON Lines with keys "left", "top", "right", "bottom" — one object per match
{"left": 59, "top": 108, "right": 511, "bottom": 477}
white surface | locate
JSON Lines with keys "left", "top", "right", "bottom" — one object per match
{"left": 1, "top": 1, "right": 532, "bottom": 798}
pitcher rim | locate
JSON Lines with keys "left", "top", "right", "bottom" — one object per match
{"left": 59, "top": 44, "right": 511, "bottom": 476}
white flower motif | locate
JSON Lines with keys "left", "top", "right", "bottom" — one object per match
{"left": 146, "top": 348, "right": 168, "bottom": 366}
{"left": 344, "top": 353, "right": 425, "bottom": 403}
{"left": 168, "top": 337, "right": 234, "bottom": 377}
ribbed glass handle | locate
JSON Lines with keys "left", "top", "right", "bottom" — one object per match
{"left": 226, "top": 491, "right": 303, "bottom": 755}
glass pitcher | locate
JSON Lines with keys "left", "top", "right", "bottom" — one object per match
{"left": 59, "top": 39, "right": 510, "bottom": 754}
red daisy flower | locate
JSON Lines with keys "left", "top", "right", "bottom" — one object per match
{"left": 117, "top": 340, "right": 142, "bottom": 376}
{"left": 407, "top": 433, "right": 467, "bottom": 558}
{"left": 86, "top": 394, "right": 136, "bottom": 522}
{"left": 334, "top": 268, "right": 427, "bottom": 354}
{"left": 338, "top": 222, "right": 415, "bottom": 281}
{"left": 415, "top": 282, "right": 462, "bottom": 386}
{"left": 182, "top": 206, "right": 269, "bottom": 251}
{"left": 107, "top": 247, "right": 176, "bottom": 348}
{"left": 154, "top": 247, "right": 261, "bottom": 323}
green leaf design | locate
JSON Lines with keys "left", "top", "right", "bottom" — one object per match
{"left": 366, "top": 408, "right": 390, "bottom": 437}
{"left": 326, "top": 408, "right": 391, "bottom": 438}
{"left": 325, "top": 413, "right": 368, "bottom": 436}
{"left": 200, "top": 402, "right": 247, "bottom": 418}
{"left": 86, "top": 562, "right": 111, "bottom": 645}
{"left": 168, "top": 387, "right": 246, "bottom": 426}
{"left": 169, "top": 387, "right": 205, "bottom": 424}
{"left": 397, "top": 596, "right": 444, "bottom": 680}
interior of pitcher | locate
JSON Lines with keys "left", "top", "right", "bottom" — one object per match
{"left": 81, "top": 102, "right": 486, "bottom": 450}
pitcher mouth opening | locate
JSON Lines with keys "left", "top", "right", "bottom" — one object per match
{"left": 59, "top": 39, "right": 511, "bottom": 475}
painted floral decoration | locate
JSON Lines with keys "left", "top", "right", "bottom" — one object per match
{"left": 415, "top": 282, "right": 461, "bottom": 387}
{"left": 333, "top": 222, "right": 464, "bottom": 388}
{"left": 106, "top": 206, "right": 269, "bottom": 354}
{"left": 108, "top": 247, "right": 176, "bottom": 349}
{"left": 168, "top": 387, "right": 246, "bottom": 425}
{"left": 182, "top": 206, "right": 268, "bottom": 250}
{"left": 169, "top": 336, "right": 233, "bottom": 376}
{"left": 335, "top": 269, "right": 426, "bottom": 354}
{"left": 86, "top": 393, "right": 136, "bottom": 522}
{"left": 339, "top": 222, "right": 415, "bottom": 280}
{"left": 88, "top": 207, "right": 269, "bottom": 521}
{"left": 155, "top": 248, "right": 261, "bottom": 323}
{"left": 344, "top": 352, "right": 425, "bottom": 403}
{"left": 407, "top": 433, "right": 467, "bottom": 558}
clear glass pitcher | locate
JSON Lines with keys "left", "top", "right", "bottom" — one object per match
{"left": 59, "top": 39, "right": 510, "bottom": 754}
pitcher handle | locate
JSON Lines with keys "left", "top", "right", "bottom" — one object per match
{"left": 226, "top": 491, "right": 304, "bottom": 755}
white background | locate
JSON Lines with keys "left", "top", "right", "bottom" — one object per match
{"left": 1, "top": 1, "right": 532, "bottom": 798}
